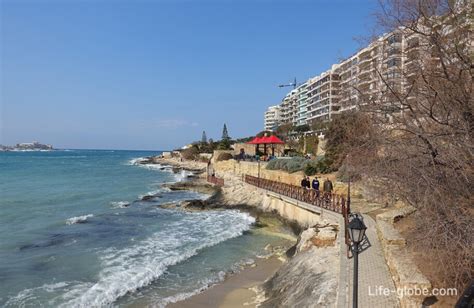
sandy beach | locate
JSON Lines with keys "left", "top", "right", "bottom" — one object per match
{"left": 168, "top": 256, "right": 283, "bottom": 308}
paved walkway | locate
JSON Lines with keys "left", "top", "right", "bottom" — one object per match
{"left": 252, "top": 185, "right": 400, "bottom": 307}
{"left": 344, "top": 214, "right": 400, "bottom": 308}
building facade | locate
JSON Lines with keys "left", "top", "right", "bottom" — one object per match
{"left": 264, "top": 105, "right": 282, "bottom": 131}
{"left": 296, "top": 82, "right": 308, "bottom": 126}
{"left": 266, "top": 28, "right": 408, "bottom": 130}
{"left": 279, "top": 89, "right": 298, "bottom": 126}
{"left": 306, "top": 66, "right": 341, "bottom": 125}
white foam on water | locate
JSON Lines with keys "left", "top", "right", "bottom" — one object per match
{"left": 4, "top": 281, "right": 84, "bottom": 307}
{"left": 139, "top": 164, "right": 166, "bottom": 171}
{"left": 154, "top": 257, "right": 256, "bottom": 307}
{"left": 65, "top": 214, "right": 94, "bottom": 225}
{"left": 126, "top": 157, "right": 147, "bottom": 165}
{"left": 174, "top": 169, "right": 193, "bottom": 182}
{"left": 57, "top": 210, "right": 255, "bottom": 307}
{"left": 138, "top": 186, "right": 171, "bottom": 200}
{"left": 155, "top": 270, "right": 227, "bottom": 308}
{"left": 109, "top": 201, "right": 131, "bottom": 209}
{"left": 128, "top": 157, "right": 192, "bottom": 182}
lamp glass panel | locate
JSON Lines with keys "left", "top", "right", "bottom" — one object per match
{"left": 350, "top": 228, "right": 362, "bottom": 243}
{"left": 357, "top": 227, "right": 366, "bottom": 243}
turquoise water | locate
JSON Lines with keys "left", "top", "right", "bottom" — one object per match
{"left": 0, "top": 150, "right": 290, "bottom": 307}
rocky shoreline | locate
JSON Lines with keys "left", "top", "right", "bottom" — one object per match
{"left": 137, "top": 156, "right": 207, "bottom": 173}
{"left": 138, "top": 156, "right": 341, "bottom": 307}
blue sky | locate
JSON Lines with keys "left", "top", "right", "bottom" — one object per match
{"left": 1, "top": 0, "right": 379, "bottom": 150}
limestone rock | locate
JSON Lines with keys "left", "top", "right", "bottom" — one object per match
{"left": 385, "top": 246, "right": 432, "bottom": 307}
{"left": 160, "top": 202, "right": 179, "bottom": 209}
{"left": 141, "top": 195, "right": 160, "bottom": 201}
{"left": 295, "top": 228, "right": 317, "bottom": 253}
{"left": 261, "top": 244, "right": 339, "bottom": 307}
{"left": 377, "top": 206, "right": 416, "bottom": 223}
{"left": 181, "top": 199, "right": 206, "bottom": 210}
{"left": 377, "top": 220, "right": 406, "bottom": 246}
{"left": 311, "top": 227, "right": 338, "bottom": 247}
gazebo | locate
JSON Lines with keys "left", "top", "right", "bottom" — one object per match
{"left": 247, "top": 134, "right": 285, "bottom": 156}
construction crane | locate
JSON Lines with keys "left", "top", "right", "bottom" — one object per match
{"left": 278, "top": 78, "right": 297, "bottom": 89}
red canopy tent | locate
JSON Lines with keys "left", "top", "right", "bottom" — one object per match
{"left": 247, "top": 135, "right": 285, "bottom": 156}
{"left": 247, "top": 136, "right": 263, "bottom": 144}
{"left": 260, "top": 135, "right": 284, "bottom": 144}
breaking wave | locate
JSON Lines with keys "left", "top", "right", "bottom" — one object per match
{"left": 65, "top": 214, "right": 94, "bottom": 225}
{"left": 59, "top": 211, "right": 253, "bottom": 307}
{"left": 109, "top": 201, "right": 130, "bottom": 209}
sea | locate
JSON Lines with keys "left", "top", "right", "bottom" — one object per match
{"left": 0, "top": 150, "right": 291, "bottom": 307}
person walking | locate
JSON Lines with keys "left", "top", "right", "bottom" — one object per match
{"left": 323, "top": 178, "right": 333, "bottom": 193}
{"left": 312, "top": 177, "right": 320, "bottom": 197}
{"left": 305, "top": 176, "right": 311, "bottom": 189}
{"left": 301, "top": 177, "right": 307, "bottom": 188}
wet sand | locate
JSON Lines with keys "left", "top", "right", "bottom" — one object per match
{"left": 168, "top": 256, "right": 283, "bottom": 308}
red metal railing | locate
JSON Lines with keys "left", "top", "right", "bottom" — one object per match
{"left": 244, "top": 175, "right": 346, "bottom": 214}
{"left": 243, "top": 174, "right": 352, "bottom": 256}
{"left": 207, "top": 175, "right": 224, "bottom": 187}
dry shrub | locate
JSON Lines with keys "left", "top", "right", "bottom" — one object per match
{"left": 216, "top": 152, "right": 233, "bottom": 162}
{"left": 342, "top": 0, "right": 473, "bottom": 292}
{"left": 181, "top": 147, "right": 199, "bottom": 160}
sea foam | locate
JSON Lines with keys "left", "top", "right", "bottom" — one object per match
{"left": 65, "top": 214, "right": 94, "bottom": 225}
{"left": 59, "top": 210, "right": 255, "bottom": 307}
{"left": 109, "top": 201, "right": 130, "bottom": 209}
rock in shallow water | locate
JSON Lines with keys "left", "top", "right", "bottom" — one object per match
{"left": 141, "top": 194, "right": 162, "bottom": 201}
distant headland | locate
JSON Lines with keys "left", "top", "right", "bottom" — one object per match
{"left": 0, "top": 141, "right": 54, "bottom": 152}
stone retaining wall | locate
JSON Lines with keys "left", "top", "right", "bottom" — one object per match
{"left": 376, "top": 206, "right": 432, "bottom": 307}
{"left": 213, "top": 159, "right": 347, "bottom": 194}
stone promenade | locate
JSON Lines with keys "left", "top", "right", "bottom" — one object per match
{"left": 343, "top": 214, "right": 400, "bottom": 307}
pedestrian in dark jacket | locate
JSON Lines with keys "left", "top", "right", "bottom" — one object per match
{"left": 301, "top": 177, "right": 307, "bottom": 188}
{"left": 323, "top": 178, "right": 333, "bottom": 193}
{"left": 305, "top": 176, "right": 311, "bottom": 189}
{"left": 312, "top": 177, "right": 320, "bottom": 191}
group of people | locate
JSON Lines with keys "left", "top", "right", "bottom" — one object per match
{"left": 234, "top": 149, "right": 276, "bottom": 162}
{"left": 301, "top": 176, "right": 333, "bottom": 193}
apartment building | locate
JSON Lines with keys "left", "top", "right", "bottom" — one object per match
{"left": 336, "top": 30, "right": 405, "bottom": 116}
{"left": 264, "top": 105, "right": 282, "bottom": 131}
{"left": 279, "top": 89, "right": 298, "bottom": 126}
{"left": 306, "top": 66, "right": 341, "bottom": 125}
{"left": 296, "top": 82, "right": 309, "bottom": 126}
{"left": 264, "top": 3, "right": 469, "bottom": 131}
{"left": 265, "top": 28, "right": 409, "bottom": 130}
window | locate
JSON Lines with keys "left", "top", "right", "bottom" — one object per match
{"left": 388, "top": 47, "right": 400, "bottom": 56}
{"left": 387, "top": 58, "right": 401, "bottom": 67}
{"left": 388, "top": 33, "right": 401, "bottom": 45}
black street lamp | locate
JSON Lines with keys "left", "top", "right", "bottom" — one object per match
{"left": 348, "top": 214, "right": 367, "bottom": 308}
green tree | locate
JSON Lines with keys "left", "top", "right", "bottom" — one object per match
{"left": 276, "top": 123, "right": 294, "bottom": 140}
{"left": 217, "top": 138, "right": 231, "bottom": 150}
{"left": 294, "top": 124, "right": 310, "bottom": 133}
{"left": 325, "top": 111, "right": 373, "bottom": 170}
{"left": 221, "top": 124, "right": 230, "bottom": 141}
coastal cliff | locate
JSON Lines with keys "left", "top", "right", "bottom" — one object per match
{"left": 151, "top": 156, "right": 343, "bottom": 307}
{"left": 261, "top": 226, "right": 339, "bottom": 307}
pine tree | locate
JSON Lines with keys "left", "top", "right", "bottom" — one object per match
{"left": 221, "top": 124, "right": 230, "bottom": 141}
{"left": 201, "top": 131, "right": 207, "bottom": 144}
{"left": 218, "top": 124, "right": 231, "bottom": 150}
